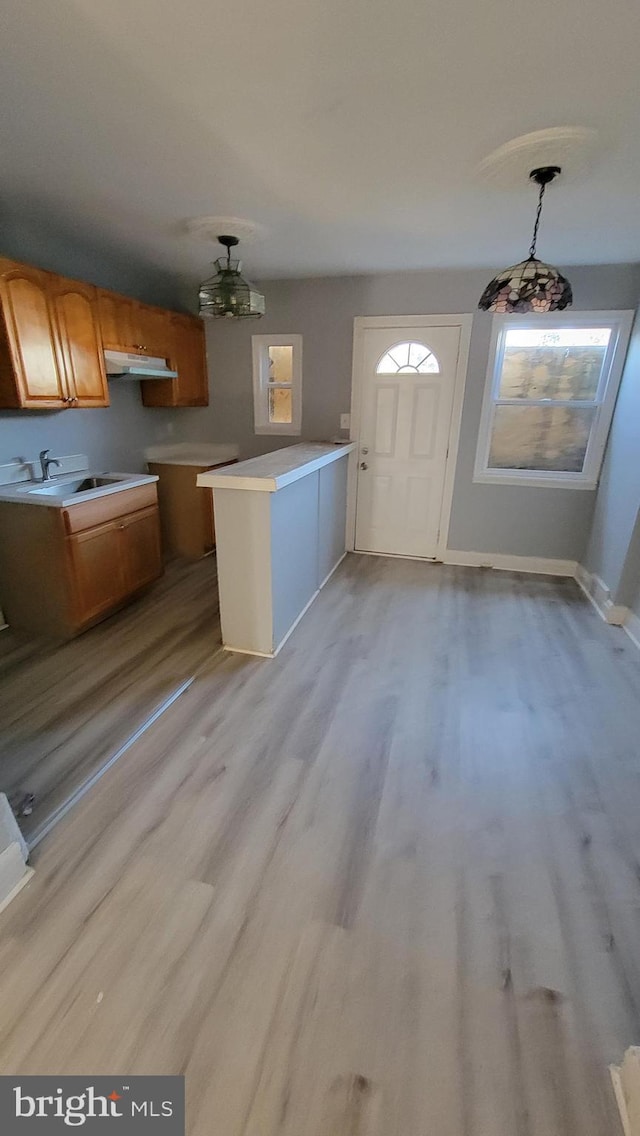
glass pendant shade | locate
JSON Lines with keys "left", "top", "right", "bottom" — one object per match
{"left": 198, "top": 236, "right": 265, "bottom": 320}
{"left": 478, "top": 166, "right": 572, "bottom": 314}
{"left": 478, "top": 256, "right": 573, "bottom": 313}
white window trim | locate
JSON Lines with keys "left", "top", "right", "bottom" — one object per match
{"left": 473, "top": 310, "right": 634, "bottom": 490}
{"left": 252, "top": 334, "right": 302, "bottom": 436}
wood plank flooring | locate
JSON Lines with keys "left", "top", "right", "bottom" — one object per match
{"left": 1, "top": 554, "right": 639, "bottom": 1135}
{"left": 0, "top": 557, "right": 221, "bottom": 841}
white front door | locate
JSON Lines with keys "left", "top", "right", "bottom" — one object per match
{"left": 354, "top": 323, "right": 463, "bottom": 558}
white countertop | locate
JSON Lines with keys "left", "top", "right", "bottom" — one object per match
{"left": 197, "top": 442, "right": 355, "bottom": 493}
{"left": 144, "top": 442, "right": 240, "bottom": 468}
{"left": 0, "top": 472, "right": 158, "bottom": 508}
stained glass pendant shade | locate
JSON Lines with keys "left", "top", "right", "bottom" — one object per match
{"left": 478, "top": 166, "right": 573, "bottom": 314}
{"left": 199, "top": 235, "right": 265, "bottom": 319}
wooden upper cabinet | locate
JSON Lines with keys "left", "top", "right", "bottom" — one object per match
{"left": 49, "top": 276, "right": 109, "bottom": 407}
{"left": 142, "top": 312, "right": 209, "bottom": 408}
{"left": 137, "top": 303, "right": 172, "bottom": 359}
{"left": 0, "top": 255, "right": 202, "bottom": 412}
{"left": 0, "top": 258, "right": 109, "bottom": 410}
{"left": 97, "top": 288, "right": 137, "bottom": 352}
{"left": 173, "top": 314, "right": 208, "bottom": 406}
{"left": 98, "top": 289, "right": 171, "bottom": 360}
{"left": 0, "top": 259, "right": 68, "bottom": 408}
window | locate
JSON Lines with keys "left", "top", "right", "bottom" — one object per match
{"left": 376, "top": 341, "right": 440, "bottom": 373}
{"left": 474, "top": 312, "right": 633, "bottom": 489}
{"left": 252, "top": 334, "right": 302, "bottom": 435}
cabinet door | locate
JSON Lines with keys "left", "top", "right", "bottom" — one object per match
{"left": 136, "top": 303, "right": 172, "bottom": 358}
{"left": 50, "top": 277, "right": 110, "bottom": 407}
{"left": 174, "top": 314, "right": 208, "bottom": 406}
{"left": 120, "top": 506, "right": 163, "bottom": 592}
{"left": 97, "top": 288, "right": 137, "bottom": 351}
{"left": 68, "top": 521, "right": 127, "bottom": 625}
{"left": 141, "top": 312, "right": 209, "bottom": 408}
{"left": 0, "top": 260, "right": 68, "bottom": 407}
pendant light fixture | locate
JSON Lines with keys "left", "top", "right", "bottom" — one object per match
{"left": 478, "top": 166, "right": 573, "bottom": 313}
{"left": 198, "top": 235, "right": 265, "bottom": 320}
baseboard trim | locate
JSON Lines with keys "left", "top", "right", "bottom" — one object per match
{"left": 611, "top": 1047, "right": 640, "bottom": 1136}
{"left": 574, "top": 566, "right": 627, "bottom": 625}
{"left": 225, "top": 589, "right": 321, "bottom": 658}
{"left": 318, "top": 550, "right": 347, "bottom": 592}
{"left": 0, "top": 865, "right": 35, "bottom": 918}
{"left": 624, "top": 609, "right": 640, "bottom": 651}
{"left": 223, "top": 644, "right": 278, "bottom": 659}
{"left": 575, "top": 565, "right": 640, "bottom": 652}
{"left": 224, "top": 553, "right": 348, "bottom": 660}
{"left": 443, "top": 550, "right": 577, "bottom": 577}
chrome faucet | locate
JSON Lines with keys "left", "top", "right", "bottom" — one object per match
{"left": 39, "top": 449, "right": 61, "bottom": 481}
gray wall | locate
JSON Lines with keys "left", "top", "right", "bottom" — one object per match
{"left": 618, "top": 510, "right": 640, "bottom": 610}
{"left": 177, "top": 263, "right": 640, "bottom": 559}
{"left": 584, "top": 306, "right": 640, "bottom": 601}
{"left": 271, "top": 473, "right": 320, "bottom": 650}
{"left": 0, "top": 214, "right": 182, "bottom": 473}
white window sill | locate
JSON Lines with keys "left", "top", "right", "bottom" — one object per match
{"left": 254, "top": 424, "right": 301, "bottom": 436}
{"left": 473, "top": 472, "right": 597, "bottom": 491}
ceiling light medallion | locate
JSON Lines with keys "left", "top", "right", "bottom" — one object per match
{"left": 478, "top": 166, "right": 573, "bottom": 314}
{"left": 198, "top": 235, "right": 265, "bottom": 320}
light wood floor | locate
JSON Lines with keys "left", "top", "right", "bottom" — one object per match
{"left": 0, "top": 557, "right": 221, "bottom": 841}
{"left": 0, "top": 554, "right": 639, "bottom": 1136}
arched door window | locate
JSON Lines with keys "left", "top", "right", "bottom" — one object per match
{"left": 376, "top": 341, "right": 440, "bottom": 374}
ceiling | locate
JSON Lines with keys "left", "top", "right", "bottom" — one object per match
{"left": 2, "top": 0, "right": 640, "bottom": 283}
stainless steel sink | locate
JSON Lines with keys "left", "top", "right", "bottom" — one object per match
{"left": 24, "top": 475, "right": 127, "bottom": 497}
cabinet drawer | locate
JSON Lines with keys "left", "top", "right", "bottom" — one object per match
{"left": 63, "top": 483, "right": 158, "bottom": 533}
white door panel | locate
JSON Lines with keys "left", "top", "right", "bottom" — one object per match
{"left": 410, "top": 385, "right": 439, "bottom": 458}
{"left": 373, "top": 385, "right": 398, "bottom": 454}
{"left": 355, "top": 324, "right": 461, "bottom": 558}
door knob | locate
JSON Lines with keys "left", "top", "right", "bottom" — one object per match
{"left": 360, "top": 461, "right": 368, "bottom": 470}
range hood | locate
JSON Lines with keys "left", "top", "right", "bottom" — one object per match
{"left": 104, "top": 350, "right": 178, "bottom": 380}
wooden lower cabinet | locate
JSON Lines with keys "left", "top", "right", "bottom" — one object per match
{"left": 120, "top": 506, "right": 163, "bottom": 591}
{"left": 0, "top": 486, "right": 162, "bottom": 638}
{"left": 148, "top": 460, "right": 237, "bottom": 559}
{"left": 68, "top": 505, "right": 162, "bottom": 626}
{"left": 67, "top": 521, "right": 128, "bottom": 625}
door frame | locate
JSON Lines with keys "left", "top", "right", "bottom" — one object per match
{"left": 346, "top": 314, "right": 473, "bottom": 561}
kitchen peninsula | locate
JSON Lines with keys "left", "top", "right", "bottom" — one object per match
{"left": 197, "top": 442, "right": 355, "bottom": 656}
